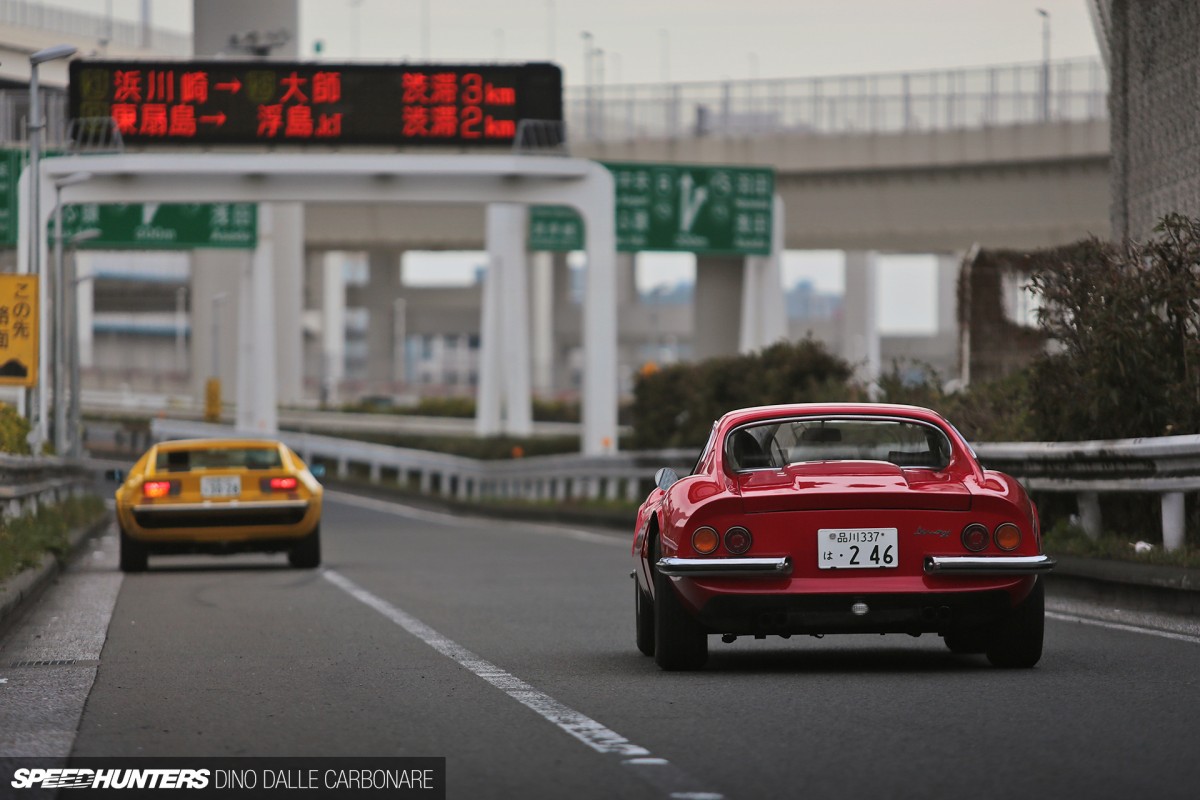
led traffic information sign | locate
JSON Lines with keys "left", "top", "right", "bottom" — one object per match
{"left": 69, "top": 61, "right": 562, "bottom": 147}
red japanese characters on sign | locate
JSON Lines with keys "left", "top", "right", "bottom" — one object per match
{"left": 70, "top": 61, "right": 562, "bottom": 148}
{"left": 104, "top": 68, "right": 343, "bottom": 141}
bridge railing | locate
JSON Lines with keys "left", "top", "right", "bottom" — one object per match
{"left": 0, "top": 0, "right": 190, "bottom": 53}
{"left": 150, "top": 419, "right": 1194, "bottom": 552}
{"left": 567, "top": 57, "right": 1107, "bottom": 141}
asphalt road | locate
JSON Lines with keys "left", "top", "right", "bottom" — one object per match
{"left": 3, "top": 491, "right": 1200, "bottom": 799}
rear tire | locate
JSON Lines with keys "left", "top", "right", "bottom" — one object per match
{"left": 288, "top": 524, "right": 321, "bottom": 569}
{"left": 635, "top": 581, "right": 655, "bottom": 657}
{"left": 119, "top": 526, "right": 147, "bottom": 573}
{"left": 985, "top": 579, "right": 1045, "bottom": 668}
{"left": 653, "top": 567, "right": 708, "bottom": 671}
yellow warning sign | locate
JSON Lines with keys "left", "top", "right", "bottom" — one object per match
{"left": 0, "top": 274, "right": 38, "bottom": 387}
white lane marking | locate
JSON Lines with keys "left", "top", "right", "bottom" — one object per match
{"left": 324, "top": 489, "right": 627, "bottom": 547}
{"left": 1047, "top": 611, "right": 1200, "bottom": 645}
{"left": 322, "top": 569, "right": 724, "bottom": 799}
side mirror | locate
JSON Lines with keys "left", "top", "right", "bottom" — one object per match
{"left": 309, "top": 464, "right": 326, "bottom": 479}
{"left": 104, "top": 469, "right": 125, "bottom": 483}
{"left": 654, "top": 467, "right": 679, "bottom": 491}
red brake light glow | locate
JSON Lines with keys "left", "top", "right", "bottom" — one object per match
{"left": 142, "top": 480, "right": 173, "bottom": 498}
{"left": 268, "top": 477, "right": 298, "bottom": 491}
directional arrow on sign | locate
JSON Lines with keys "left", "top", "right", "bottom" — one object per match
{"left": 214, "top": 78, "right": 242, "bottom": 94}
{"left": 199, "top": 113, "right": 227, "bottom": 126}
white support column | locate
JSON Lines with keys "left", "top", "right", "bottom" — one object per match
{"left": 739, "top": 194, "right": 788, "bottom": 353}
{"left": 235, "top": 204, "right": 278, "bottom": 434}
{"left": 496, "top": 204, "right": 532, "bottom": 435}
{"left": 531, "top": 251, "right": 554, "bottom": 394}
{"left": 479, "top": 203, "right": 532, "bottom": 437}
{"left": 76, "top": 255, "right": 94, "bottom": 369}
{"left": 579, "top": 167, "right": 619, "bottom": 454}
{"left": 842, "top": 250, "right": 880, "bottom": 394}
{"left": 321, "top": 252, "right": 345, "bottom": 406}
{"left": 476, "top": 234, "right": 504, "bottom": 437}
{"left": 694, "top": 256, "right": 744, "bottom": 360}
{"left": 936, "top": 253, "right": 960, "bottom": 335}
{"left": 272, "top": 202, "right": 304, "bottom": 405}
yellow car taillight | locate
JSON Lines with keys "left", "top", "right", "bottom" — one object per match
{"left": 142, "top": 480, "right": 174, "bottom": 498}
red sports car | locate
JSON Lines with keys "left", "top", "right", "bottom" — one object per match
{"left": 633, "top": 403, "right": 1054, "bottom": 670}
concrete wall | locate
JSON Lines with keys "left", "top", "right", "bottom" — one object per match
{"left": 1108, "top": 0, "right": 1200, "bottom": 241}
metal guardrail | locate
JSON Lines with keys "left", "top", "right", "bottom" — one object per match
{"left": 149, "top": 420, "right": 1195, "bottom": 552}
{"left": 150, "top": 418, "right": 690, "bottom": 504}
{"left": 975, "top": 436, "right": 1200, "bottom": 552}
{"left": 567, "top": 57, "right": 1107, "bottom": 141}
{"left": 0, "top": 453, "right": 95, "bottom": 519}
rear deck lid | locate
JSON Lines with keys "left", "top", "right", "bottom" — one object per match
{"left": 737, "top": 461, "right": 971, "bottom": 512}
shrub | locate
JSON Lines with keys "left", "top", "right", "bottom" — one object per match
{"left": 0, "top": 401, "right": 31, "bottom": 455}
{"left": 631, "top": 339, "right": 853, "bottom": 449}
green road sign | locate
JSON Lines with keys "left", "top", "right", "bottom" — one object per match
{"left": 0, "top": 150, "right": 23, "bottom": 247}
{"left": 528, "top": 205, "right": 584, "bottom": 252}
{"left": 60, "top": 202, "right": 258, "bottom": 250}
{"left": 0, "top": 147, "right": 258, "bottom": 250}
{"left": 528, "top": 162, "right": 774, "bottom": 255}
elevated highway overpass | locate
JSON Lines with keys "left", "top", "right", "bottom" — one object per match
{"left": 0, "top": 4, "right": 1109, "bottom": 438}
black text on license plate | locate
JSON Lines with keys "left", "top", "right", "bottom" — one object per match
{"left": 818, "top": 528, "right": 898, "bottom": 569}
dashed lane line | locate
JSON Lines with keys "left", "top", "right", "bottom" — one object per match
{"left": 322, "top": 569, "right": 725, "bottom": 800}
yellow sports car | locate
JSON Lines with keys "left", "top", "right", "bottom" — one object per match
{"left": 111, "top": 438, "right": 325, "bottom": 572}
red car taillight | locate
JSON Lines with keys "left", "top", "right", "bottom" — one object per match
{"left": 961, "top": 523, "right": 989, "bottom": 552}
{"left": 261, "top": 476, "right": 298, "bottom": 492}
{"left": 142, "top": 480, "right": 174, "bottom": 498}
{"left": 724, "top": 526, "right": 752, "bottom": 555}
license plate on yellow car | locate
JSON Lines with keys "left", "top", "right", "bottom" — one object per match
{"left": 200, "top": 476, "right": 241, "bottom": 498}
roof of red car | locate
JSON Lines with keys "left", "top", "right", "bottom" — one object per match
{"left": 717, "top": 403, "right": 949, "bottom": 429}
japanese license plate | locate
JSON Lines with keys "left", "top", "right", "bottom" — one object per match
{"left": 818, "top": 528, "right": 898, "bottom": 569}
{"left": 200, "top": 475, "right": 241, "bottom": 498}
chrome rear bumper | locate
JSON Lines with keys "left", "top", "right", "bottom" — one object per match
{"left": 924, "top": 554, "right": 1056, "bottom": 575}
{"left": 656, "top": 556, "right": 793, "bottom": 578}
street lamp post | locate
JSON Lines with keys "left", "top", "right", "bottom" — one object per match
{"left": 581, "top": 31, "right": 594, "bottom": 139}
{"left": 1037, "top": 8, "right": 1051, "bottom": 121}
{"left": 27, "top": 43, "right": 77, "bottom": 453}
{"left": 52, "top": 171, "right": 91, "bottom": 456}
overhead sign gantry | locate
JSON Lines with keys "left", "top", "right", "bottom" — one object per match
{"left": 69, "top": 61, "right": 563, "bottom": 147}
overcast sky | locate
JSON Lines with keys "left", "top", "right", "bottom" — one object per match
{"left": 65, "top": 0, "right": 1100, "bottom": 85}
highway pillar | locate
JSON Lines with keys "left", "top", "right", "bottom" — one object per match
{"left": 321, "top": 252, "right": 346, "bottom": 406}
{"left": 476, "top": 203, "right": 532, "bottom": 437}
{"left": 191, "top": 252, "right": 240, "bottom": 404}
{"left": 236, "top": 205, "right": 278, "bottom": 434}
{"left": 364, "top": 249, "right": 401, "bottom": 397}
{"left": 75, "top": 255, "right": 94, "bottom": 369}
{"left": 531, "top": 251, "right": 554, "bottom": 394}
{"left": 936, "top": 253, "right": 960, "bottom": 336}
{"left": 272, "top": 203, "right": 305, "bottom": 406}
{"left": 842, "top": 250, "right": 881, "bottom": 394}
{"left": 739, "top": 194, "right": 787, "bottom": 354}
{"left": 693, "top": 256, "right": 744, "bottom": 360}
